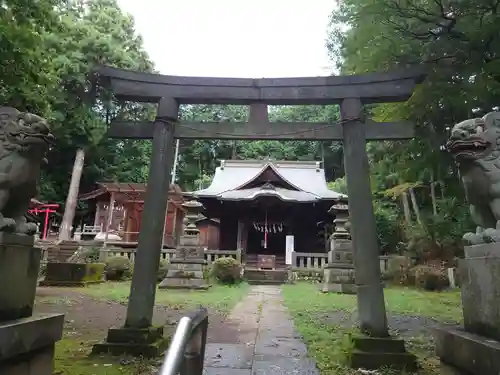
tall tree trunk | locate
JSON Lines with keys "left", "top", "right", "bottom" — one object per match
{"left": 401, "top": 192, "right": 412, "bottom": 226}
{"left": 59, "top": 148, "right": 85, "bottom": 241}
{"left": 430, "top": 171, "right": 438, "bottom": 216}
{"left": 430, "top": 182, "right": 438, "bottom": 216}
{"left": 409, "top": 187, "right": 421, "bottom": 225}
{"left": 232, "top": 140, "right": 237, "bottom": 159}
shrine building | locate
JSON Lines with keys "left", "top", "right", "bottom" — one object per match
{"left": 78, "top": 182, "right": 185, "bottom": 248}
{"left": 186, "top": 159, "right": 346, "bottom": 268}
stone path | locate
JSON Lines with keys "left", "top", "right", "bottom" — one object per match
{"left": 204, "top": 285, "right": 319, "bottom": 375}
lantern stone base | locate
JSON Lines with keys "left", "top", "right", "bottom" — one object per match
{"left": 0, "top": 313, "right": 64, "bottom": 375}
{"left": 92, "top": 325, "right": 171, "bottom": 358}
{"left": 321, "top": 264, "right": 356, "bottom": 294}
{"left": 158, "top": 259, "right": 210, "bottom": 290}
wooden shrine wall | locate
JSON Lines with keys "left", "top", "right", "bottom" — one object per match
{"left": 197, "top": 221, "right": 220, "bottom": 250}
{"left": 124, "top": 201, "right": 182, "bottom": 246}
{"left": 95, "top": 200, "right": 125, "bottom": 231}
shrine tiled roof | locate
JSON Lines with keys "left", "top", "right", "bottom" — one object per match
{"left": 78, "top": 182, "right": 182, "bottom": 201}
{"left": 189, "top": 160, "right": 346, "bottom": 203}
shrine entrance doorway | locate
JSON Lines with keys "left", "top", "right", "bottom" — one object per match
{"left": 247, "top": 221, "right": 287, "bottom": 256}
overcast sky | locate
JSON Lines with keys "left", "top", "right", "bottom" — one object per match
{"left": 116, "top": 0, "right": 334, "bottom": 78}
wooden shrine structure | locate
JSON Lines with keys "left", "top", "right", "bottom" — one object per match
{"left": 91, "top": 63, "right": 426, "bottom": 367}
{"left": 78, "top": 182, "right": 185, "bottom": 247}
{"left": 187, "top": 159, "right": 345, "bottom": 267}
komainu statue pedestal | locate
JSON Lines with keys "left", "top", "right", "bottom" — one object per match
{"left": 0, "top": 108, "right": 62, "bottom": 374}
{"left": 158, "top": 200, "right": 210, "bottom": 290}
{"left": 322, "top": 202, "right": 356, "bottom": 294}
{"left": 433, "top": 111, "right": 500, "bottom": 374}
{"left": 0, "top": 233, "right": 64, "bottom": 375}
{"left": 434, "top": 243, "right": 500, "bottom": 375}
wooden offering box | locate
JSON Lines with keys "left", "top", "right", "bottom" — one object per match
{"left": 258, "top": 254, "right": 276, "bottom": 270}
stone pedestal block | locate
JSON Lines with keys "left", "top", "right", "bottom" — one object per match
{"left": 159, "top": 235, "right": 210, "bottom": 290}
{"left": 92, "top": 325, "right": 171, "bottom": 357}
{"left": 322, "top": 204, "right": 356, "bottom": 294}
{"left": 158, "top": 258, "right": 209, "bottom": 290}
{"left": 0, "top": 313, "right": 64, "bottom": 375}
{"left": 461, "top": 243, "right": 500, "bottom": 340}
{"left": 432, "top": 243, "right": 500, "bottom": 375}
{"left": 0, "top": 234, "right": 40, "bottom": 321}
{"left": 321, "top": 240, "right": 356, "bottom": 294}
{"left": 40, "top": 262, "right": 105, "bottom": 287}
{"left": 159, "top": 201, "right": 211, "bottom": 290}
{"left": 434, "top": 326, "right": 500, "bottom": 375}
{"left": 50, "top": 240, "right": 79, "bottom": 262}
{"left": 321, "top": 264, "right": 356, "bottom": 294}
{"left": 349, "top": 336, "right": 418, "bottom": 371}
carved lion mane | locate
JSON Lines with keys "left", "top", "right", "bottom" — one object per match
{"left": 0, "top": 107, "right": 54, "bottom": 235}
{"left": 446, "top": 111, "right": 500, "bottom": 244}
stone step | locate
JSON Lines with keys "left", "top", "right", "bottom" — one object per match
{"left": 247, "top": 279, "right": 286, "bottom": 285}
{"left": 244, "top": 269, "right": 289, "bottom": 285}
{"left": 353, "top": 336, "right": 407, "bottom": 353}
{"left": 350, "top": 350, "right": 418, "bottom": 371}
{"left": 350, "top": 336, "right": 417, "bottom": 371}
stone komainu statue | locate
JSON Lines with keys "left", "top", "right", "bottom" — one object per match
{"left": 0, "top": 107, "right": 54, "bottom": 235}
{"left": 446, "top": 111, "right": 500, "bottom": 244}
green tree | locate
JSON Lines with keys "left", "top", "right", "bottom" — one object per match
{"left": 326, "top": 0, "right": 492, "bottom": 256}
{"left": 39, "top": 0, "right": 154, "bottom": 202}
{"left": 0, "top": 0, "right": 62, "bottom": 114}
{"left": 175, "top": 104, "right": 344, "bottom": 190}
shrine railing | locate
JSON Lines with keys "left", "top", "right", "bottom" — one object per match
{"left": 99, "top": 248, "right": 177, "bottom": 263}
{"left": 292, "top": 253, "right": 399, "bottom": 273}
{"left": 205, "top": 249, "right": 241, "bottom": 264}
{"left": 292, "top": 252, "right": 328, "bottom": 270}
{"left": 97, "top": 248, "right": 241, "bottom": 264}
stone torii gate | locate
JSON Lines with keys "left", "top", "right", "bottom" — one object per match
{"left": 92, "top": 66, "right": 425, "bottom": 368}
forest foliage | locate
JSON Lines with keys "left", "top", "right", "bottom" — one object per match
{"left": 2, "top": 0, "right": 498, "bottom": 259}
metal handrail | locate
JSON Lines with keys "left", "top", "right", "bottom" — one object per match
{"left": 159, "top": 307, "right": 209, "bottom": 375}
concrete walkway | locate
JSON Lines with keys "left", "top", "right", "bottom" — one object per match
{"left": 204, "top": 285, "right": 320, "bottom": 375}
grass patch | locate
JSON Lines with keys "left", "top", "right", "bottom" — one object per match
{"left": 51, "top": 282, "right": 249, "bottom": 374}
{"left": 282, "top": 283, "right": 462, "bottom": 375}
{"left": 284, "top": 283, "right": 462, "bottom": 322}
{"left": 54, "top": 337, "right": 155, "bottom": 375}
{"left": 79, "top": 281, "right": 249, "bottom": 313}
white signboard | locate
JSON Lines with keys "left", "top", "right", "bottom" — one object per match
{"left": 285, "top": 235, "right": 294, "bottom": 265}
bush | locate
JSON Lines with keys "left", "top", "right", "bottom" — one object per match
{"left": 203, "top": 265, "right": 210, "bottom": 281}
{"left": 105, "top": 256, "right": 132, "bottom": 281}
{"left": 413, "top": 264, "right": 449, "bottom": 291}
{"left": 157, "top": 259, "right": 169, "bottom": 282}
{"left": 211, "top": 257, "right": 242, "bottom": 284}
{"left": 294, "top": 270, "right": 323, "bottom": 283}
{"left": 383, "top": 256, "right": 413, "bottom": 285}
{"left": 373, "top": 200, "right": 403, "bottom": 254}
{"left": 403, "top": 197, "right": 474, "bottom": 262}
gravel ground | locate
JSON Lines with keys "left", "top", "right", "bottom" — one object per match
{"left": 34, "top": 287, "right": 233, "bottom": 343}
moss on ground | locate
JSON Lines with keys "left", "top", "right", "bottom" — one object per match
{"left": 281, "top": 282, "right": 462, "bottom": 375}
{"left": 49, "top": 281, "right": 249, "bottom": 374}
{"left": 54, "top": 338, "right": 156, "bottom": 375}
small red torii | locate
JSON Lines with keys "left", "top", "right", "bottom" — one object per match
{"left": 28, "top": 203, "right": 59, "bottom": 240}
